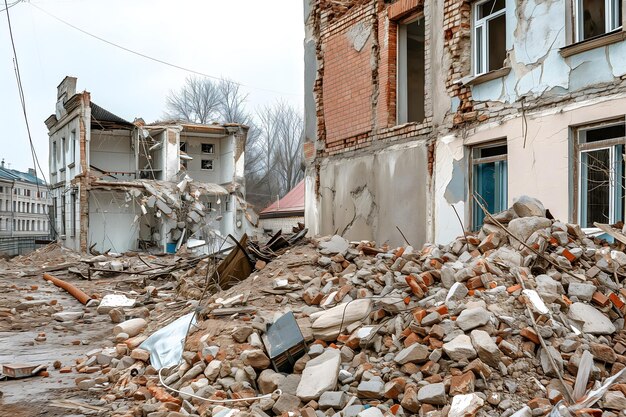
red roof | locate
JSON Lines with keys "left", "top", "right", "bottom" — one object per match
{"left": 260, "top": 180, "right": 305, "bottom": 217}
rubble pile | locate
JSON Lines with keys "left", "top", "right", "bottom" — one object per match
{"left": 58, "top": 196, "right": 626, "bottom": 417}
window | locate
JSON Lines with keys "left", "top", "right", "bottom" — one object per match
{"left": 61, "top": 195, "right": 66, "bottom": 236}
{"left": 201, "top": 159, "right": 214, "bottom": 170}
{"left": 61, "top": 137, "right": 66, "bottom": 167}
{"left": 201, "top": 143, "right": 215, "bottom": 154}
{"left": 70, "top": 192, "right": 76, "bottom": 237}
{"left": 52, "top": 141, "right": 57, "bottom": 171}
{"left": 180, "top": 142, "right": 187, "bottom": 152}
{"left": 397, "top": 17, "right": 425, "bottom": 124}
{"left": 471, "top": 142, "right": 508, "bottom": 230}
{"left": 577, "top": 122, "right": 625, "bottom": 227}
{"left": 575, "top": 0, "right": 622, "bottom": 42}
{"left": 70, "top": 130, "right": 76, "bottom": 164}
{"left": 473, "top": 0, "right": 507, "bottom": 75}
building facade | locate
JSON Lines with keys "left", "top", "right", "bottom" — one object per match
{"left": 304, "top": 0, "right": 626, "bottom": 247}
{"left": 45, "top": 77, "right": 250, "bottom": 254}
{"left": 259, "top": 180, "right": 305, "bottom": 234}
{"left": 0, "top": 161, "right": 51, "bottom": 237}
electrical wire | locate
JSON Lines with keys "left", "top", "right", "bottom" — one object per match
{"left": 3, "top": 0, "right": 59, "bottom": 237}
{"left": 28, "top": 2, "right": 300, "bottom": 97}
{"left": 0, "top": 0, "right": 21, "bottom": 13}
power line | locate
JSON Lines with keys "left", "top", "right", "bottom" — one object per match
{"left": 0, "top": 0, "right": 22, "bottom": 13}
{"left": 28, "top": 2, "right": 301, "bottom": 97}
{"left": 4, "top": 0, "right": 58, "bottom": 236}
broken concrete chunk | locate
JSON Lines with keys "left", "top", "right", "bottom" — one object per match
{"left": 456, "top": 307, "right": 491, "bottom": 331}
{"left": 318, "top": 235, "right": 349, "bottom": 255}
{"left": 470, "top": 330, "right": 501, "bottom": 368}
{"left": 512, "top": 196, "right": 546, "bottom": 218}
{"left": 97, "top": 294, "right": 136, "bottom": 314}
{"left": 449, "top": 393, "right": 485, "bottom": 417}
{"left": 417, "top": 382, "right": 446, "bottom": 405}
{"left": 394, "top": 343, "right": 429, "bottom": 365}
{"left": 311, "top": 299, "right": 371, "bottom": 341}
{"left": 567, "top": 302, "right": 616, "bottom": 335}
{"left": 507, "top": 217, "right": 551, "bottom": 246}
{"left": 295, "top": 349, "right": 341, "bottom": 401}
{"left": 443, "top": 334, "right": 477, "bottom": 362}
{"left": 113, "top": 318, "right": 147, "bottom": 338}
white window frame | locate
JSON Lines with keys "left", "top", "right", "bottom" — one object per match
{"left": 201, "top": 143, "right": 215, "bottom": 154}
{"left": 201, "top": 159, "right": 214, "bottom": 171}
{"left": 575, "top": 0, "right": 623, "bottom": 42}
{"left": 70, "top": 130, "right": 76, "bottom": 165}
{"left": 576, "top": 121, "right": 626, "bottom": 226}
{"left": 473, "top": 0, "right": 506, "bottom": 76}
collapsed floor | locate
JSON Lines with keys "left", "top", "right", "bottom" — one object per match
{"left": 2, "top": 197, "right": 626, "bottom": 417}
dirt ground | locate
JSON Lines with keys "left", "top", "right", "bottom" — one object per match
{"left": 0, "top": 265, "right": 140, "bottom": 417}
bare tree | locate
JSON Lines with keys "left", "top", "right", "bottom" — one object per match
{"left": 164, "top": 76, "right": 221, "bottom": 124}
{"left": 163, "top": 77, "right": 304, "bottom": 210}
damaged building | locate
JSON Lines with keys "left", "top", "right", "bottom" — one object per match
{"left": 303, "top": 0, "right": 626, "bottom": 246}
{"left": 45, "top": 76, "right": 252, "bottom": 254}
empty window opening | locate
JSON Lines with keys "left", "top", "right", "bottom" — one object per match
{"left": 473, "top": 0, "right": 507, "bottom": 75}
{"left": 201, "top": 159, "right": 214, "bottom": 171}
{"left": 202, "top": 143, "right": 215, "bottom": 154}
{"left": 397, "top": 17, "right": 425, "bottom": 124}
{"left": 471, "top": 142, "right": 508, "bottom": 230}
{"left": 61, "top": 137, "right": 66, "bottom": 167}
{"left": 577, "top": 122, "right": 625, "bottom": 227}
{"left": 52, "top": 141, "right": 57, "bottom": 171}
{"left": 70, "top": 192, "right": 77, "bottom": 237}
{"left": 576, "top": 0, "right": 622, "bottom": 41}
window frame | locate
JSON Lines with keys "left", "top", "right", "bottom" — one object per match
{"left": 575, "top": 120, "right": 626, "bottom": 227}
{"left": 469, "top": 139, "right": 508, "bottom": 230}
{"left": 396, "top": 14, "right": 426, "bottom": 125}
{"left": 473, "top": 0, "right": 507, "bottom": 76}
{"left": 201, "top": 159, "right": 214, "bottom": 171}
{"left": 574, "top": 0, "right": 623, "bottom": 42}
{"left": 201, "top": 143, "right": 215, "bottom": 154}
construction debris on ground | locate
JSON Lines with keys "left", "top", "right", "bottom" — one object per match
{"left": 3, "top": 197, "right": 626, "bottom": 417}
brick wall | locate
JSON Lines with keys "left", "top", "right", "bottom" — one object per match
{"left": 321, "top": 4, "right": 376, "bottom": 145}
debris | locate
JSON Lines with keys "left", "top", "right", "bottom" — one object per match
{"left": 42, "top": 273, "right": 91, "bottom": 305}
{"left": 139, "top": 312, "right": 196, "bottom": 369}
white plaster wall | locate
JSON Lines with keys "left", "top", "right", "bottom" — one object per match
{"left": 182, "top": 135, "right": 222, "bottom": 183}
{"left": 220, "top": 136, "right": 235, "bottom": 185}
{"left": 435, "top": 93, "right": 626, "bottom": 244}
{"left": 88, "top": 190, "right": 140, "bottom": 253}
{"left": 470, "top": 0, "right": 626, "bottom": 103}
{"left": 90, "top": 131, "right": 134, "bottom": 174}
{"left": 314, "top": 141, "right": 430, "bottom": 247}
{"left": 260, "top": 216, "right": 305, "bottom": 234}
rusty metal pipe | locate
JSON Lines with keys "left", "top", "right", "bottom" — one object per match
{"left": 43, "top": 273, "right": 91, "bottom": 305}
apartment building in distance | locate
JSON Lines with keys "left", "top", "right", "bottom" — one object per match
{"left": 45, "top": 77, "right": 251, "bottom": 254}
{"left": 0, "top": 160, "right": 51, "bottom": 237}
{"left": 303, "top": 0, "right": 626, "bottom": 246}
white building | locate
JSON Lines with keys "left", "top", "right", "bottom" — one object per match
{"left": 45, "top": 76, "right": 250, "bottom": 253}
{"left": 0, "top": 161, "right": 51, "bottom": 237}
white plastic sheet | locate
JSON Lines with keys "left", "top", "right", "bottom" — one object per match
{"left": 139, "top": 312, "right": 196, "bottom": 370}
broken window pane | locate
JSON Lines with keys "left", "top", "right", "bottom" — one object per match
{"left": 201, "top": 159, "right": 213, "bottom": 170}
{"left": 578, "top": 123, "right": 625, "bottom": 226}
{"left": 581, "top": 148, "right": 611, "bottom": 225}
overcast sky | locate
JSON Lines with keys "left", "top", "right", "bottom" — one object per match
{"left": 0, "top": 0, "right": 304, "bottom": 177}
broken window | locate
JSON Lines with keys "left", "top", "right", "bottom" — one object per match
{"left": 471, "top": 142, "right": 508, "bottom": 230}
{"left": 397, "top": 17, "right": 425, "bottom": 124}
{"left": 576, "top": 0, "right": 622, "bottom": 41}
{"left": 473, "top": 0, "right": 507, "bottom": 75}
{"left": 201, "top": 143, "right": 215, "bottom": 154}
{"left": 201, "top": 159, "right": 214, "bottom": 170}
{"left": 577, "top": 122, "right": 625, "bottom": 227}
